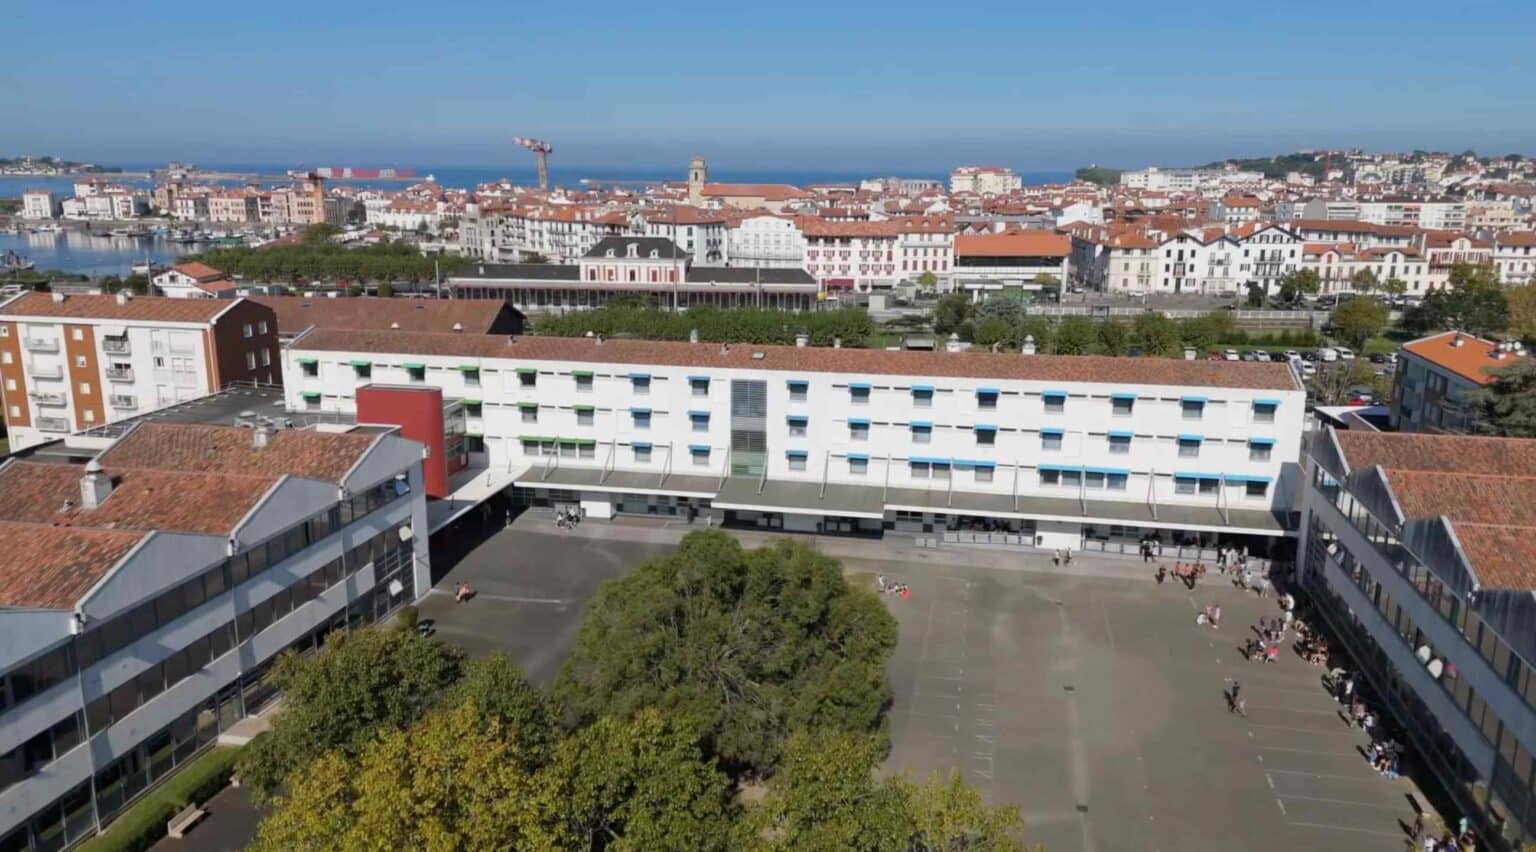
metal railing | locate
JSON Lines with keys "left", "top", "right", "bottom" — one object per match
{"left": 23, "top": 338, "right": 58, "bottom": 353}
{"left": 28, "top": 391, "right": 66, "bottom": 407}
{"left": 109, "top": 395, "right": 137, "bottom": 409}
{"left": 105, "top": 367, "right": 135, "bottom": 382}
{"left": 29, "top": 363, "right": 64, "bottom": 380}
{"left": 36, "top": 416, "right": 70, "bottom": 433}
{"left": 102, "top": 337, "right": 131, "bottom": 354}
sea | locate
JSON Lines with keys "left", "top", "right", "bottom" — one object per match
{"left": 0, "top": 163, "right": 1075, "bottom": 276}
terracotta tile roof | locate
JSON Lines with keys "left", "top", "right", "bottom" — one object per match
{"left": 702, "top": 183, "right": 805, "bottom": 202}
{"left": 795, "top": 217, "right": 901, "bottom": 238}
{"left": 172, "top": 261, "right": 225, "bottom": 281}
{"left": 0, "top": 460, "right": 274, "bottom": 535}
{"left": 250, "top": 295, "right": 511, "bottom": 336}
{"left": 0, "top": 522, "right": 144, "bottom": 609}
{"left": 1385, "top": 469, "right": 1536, "bottom": 527}
{"left": 0, "top": 292, "right": 237, "bottom": 323}
{"left": 1450, "top": 524, "right": 1536, "bottom": 591}
{"left": 1335, "top": 430, "right": 1536, "bottom": 476}
{"left": 290, "top": 329, "right": 1301, "bottom": 391}
{"left": 1401, "top": 331, "right": 1524, "bottom": 386}
{"left": 100, "top": 423, "right": 378, "bottom": 482}
{"left": 1496, "top": 231, "right": 1536, "bottom": 247}
{"left": 953, "top": 230, "right": 1070, "bottom": 258}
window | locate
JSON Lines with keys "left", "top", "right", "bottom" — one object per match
{"left": 258, "top": 321, "right": 269, "bottom": 334}
{"left": 787, "top": 452, "right": 807, "bottom": 472}
{"left": 7, "top": 405, "right": 17, "bottom": 419}
{"left": 633, "top": 444, "right": 652, "bottom": 463}
{"left": 576, "top": 408, "right": 594, "bottom": 426}
{"left": 463, "top": 368, "right": 480, "bottom": 387}
{"left": 788, "top": 417, "right": 807, "bottom": 437}
{"left": 83, "top": 409, "right": 95, "bottom": 423}
{"left": 519, "top": 370, "right": 537, "bottom": 387}
{"left": 976, "top": 390, "right": 998, "bottom": 410}
{"left": 632, "top": 410, "right": 650, "bottom": 429}
{"left": 406, "top": 365, "right": 425, "bottom": 382}
{"left": 630, "top": 375, "right": 650, "bottom": 394}
{"left": 1181, "top": 398, "right": 1205, "bottom": 419}
{"left": 911, "top": 424, "right": 931, "bottom": 444}
{"left": 1039, "top": 469, "right": 1060, "bottom": 486}
{"left": 574, "top": 373, "right": 592, "bottom": 391}
{"left": 242, "top": 323, "right": 253, "bottom": 338}
{"left": 0, "top": 352, "right": 8, "bottom": 365}
{"left": 850, "top": 385, "right": 870, "bottom": 404}
{"left": 1198, "top": 478, "right": 1218, "bottom": 495}
{"left": 70, "top": 327, "right": 83, "bottom": 341}
{"left": 1175, "top": 477, "right": 1196, "bottom": 495}
{"left": 1109, "top": 434, "right": 1131, "bottom": 454}
{"left": 520, "top": 406, "right": 538, "bottom": 424}
{"left": 788, "top": 381, "right": 808, "bottom": 402}
{"left": 1178, "top": 437, "right": 1201, "bottom": 458}
{"left": 848, "top": 456, "right": 868, "bottom": 475}
{"left": 1112, "top": 396, "right": 1134, "bottom": 416}
{"left": 1249, "top": 441, "right": 1273, "bottom": 461}
{"left": 690, "top": 413, "right": 709, "bottom": 433}
{"left": 1253, "top": 401, "right": 1277, "bottom": 423}
{"left": 975, "top": 427, "right": 996, "bottom": 446}
{"left": 690, "top": 446, "right": 710, "bottom": 466}
{"left": 974, "top": 465, "right": 994, "bottom": 483}
{"left": 1107, "top": 473, "right": 1128, "bottom": 491}
{"left": 1043, "top": 392, "right": 1065, "bottom": 413}
{"left": 912, "top": 387, "right": 933, "bottom": 408}
{"left": 74, "top": 355, "right": 86, "bottom": 368}
{"left": 354, "top": 363, "right": 371, "bottom": 379}
{"left": 909, "top": 461, "right": 931, "bottom": 479}
{"left": 301, "top": 361, "right": 318, "bottom": 377}
{"left": 1245, "top": 481, "right": 1268, "bottom": 498}
{"left": 78, "top": 382, "right": 91, "bottom": 395}
{"left": 1041, "top": 431, "right": 1062, "bottom": 451}
{"left": 849, "top": 421, "right": 869, "bottom": 441}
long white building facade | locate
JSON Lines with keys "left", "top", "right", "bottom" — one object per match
{"left": 284, "top": 331, "right": 1305, "bottom": 553}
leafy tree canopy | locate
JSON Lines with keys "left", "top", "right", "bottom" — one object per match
{"left": 1403, "top": 264, "right": 1507, "bottom": 337}
{"left": 1331, "top": 296, "right": 1390, "bottom": 350}
{"left": 1467, "top": 359, "right": 1536, "bottom": 437}
{"left": 236, "top": 629, "right": 465, "bottom": 800}
{"left": 554, "top": 531, "right": 897, "bottom": 778}
{"left": 535, "top": 306, "right": 876, "bottom": 348}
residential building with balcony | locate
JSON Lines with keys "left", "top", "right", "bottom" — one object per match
{"left": 1391, "top": 331, "right": 1525, "bottom": 434}
{"left": 1300, "top": 429, "right": 1536, "bottom": 850}
{"left": 283, "top": 331, "right": 1305, "bottom": 554}
{"left": 0, "top": 293, "right": 280, "bottom": 451}
{"left": 0, "top": 421, "right": 429, "bottom": 851}
{"left": 951, "top": 229, "right": 1071, "bottom": 301}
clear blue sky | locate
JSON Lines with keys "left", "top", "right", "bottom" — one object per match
{"left": 6, "top": 0, "right": 1534, "bottom": 173}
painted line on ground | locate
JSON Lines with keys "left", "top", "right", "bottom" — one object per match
{"left": 1254, "top": 745, "right": 1364, "bottom": 757}
{"left": 1246, "top": 723, "right": 1362, "bottom": 737}
{"left": 1287, "top": 821, "right": 1403, "bottom": 839}
{"left": 1278, "top": 793, "right": 1403, "bottom": 811}
{"left": 427, "top": 589, "right": 568, "bottom": 605}
{"left": 1264, "top": 768, "right": 1379, "bottom": 783}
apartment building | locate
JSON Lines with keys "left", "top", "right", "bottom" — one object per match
{"left": 950, "top": 166, "right": 1022, "bottom": 195}
{"left": 1300, "top": 429, "right": 1536, "bottom": 850}
{"left": 1236, "top": 225, "right": 1303, "bottom": 295}
{"left": 1493, "top": 232, "right": 1536, "bottom": 285}
{"left": 893, "top": 215, "right": 954, "bottom": 282}
{"left": 1391, "top": 331, "right": 1525, "bottom": 434}
{"left": 632, "top": 207, "right": 728, "bottom": 266}
{"left": 726, "top": 215, "right": 807, "bottom": 270}
{"left": 20, "top": 192, "right": 60, "bottom": 221}
{"left": 0, "top": 421, "right": 429, "bottom": 851}
{"left": 0, "top": 294, "right": 280, "bottom": 451}
{"left": 151, "top": 262, "right": 236, "bottom": 300}
{"left": 951, "top": 230, "right": 1070, "bottom": 300}
{"left": 799, "top": 218, "right": 900, "bottom": 293}
{"left": 283, "top": 332, "right": 1305, "bottom": 552}
{"left": 1305, "top": 245, "right": 1431, "bottom": 295}
{"left": 1418, "top": 232, "right": 1494, "bottom": 290}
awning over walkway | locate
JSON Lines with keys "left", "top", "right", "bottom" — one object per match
{"left": 713, "top": 477, "right": 886, "bottom": 519}
{"left": 511, "top": 465, "right": 719, "bottom": 498}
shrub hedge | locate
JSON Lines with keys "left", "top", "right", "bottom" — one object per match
{"left": 74, "top": 746, "right": 240, "bottom": 852}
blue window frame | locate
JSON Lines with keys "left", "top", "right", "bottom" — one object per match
{"left": 849, "top": 419, "right": 870, "bottom": 440}
{"left": 1180, "top": 396, "right": 1206, "bottom": 419}
{"left": 1111, "top": 393, "right": 1136, "bottom": 415}
{"left": 630, "top": 408, "right": 651, "bottom": 428}
{"left": 688, "top": 375, "right": 710, "bottom": 396}
{"left": 849, "top": 383, "right": 871, "bottom": 403}
{"left": 688, "top": 410, "right": 710, "bottom": 432}
{"left": 912, "top": 385, "right": 934, "bottom": 407}
{"left": 976, "top": 388, "right": 999, "bottom": 409}
{"left": 1108, "top": 432, "right": 1132, "bottom": 453}
{"left": 1041, "top": 428, "right": 1063, "bottom": 451}
{"left": 911, "top": 422, "right": 932, "bottom": 444}
{"left": 1042, "top": 390, "right": 1066, "bottom": 412}
{"left": 1177, "top": 434, "right": 1202, "bottom": 458}
{"left": 974, "top": 424, "right": 997, "bottom": 446}
{"left": 787, "top": 379, "right": 809, "bottom": 401}
{"left": 1253, "top": 400, "right": 1279, "bottom": 423}
{"left": 689, "top": 445, "right": 710, "bottom": 466}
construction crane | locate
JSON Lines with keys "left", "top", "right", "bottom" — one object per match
{"left": 513, "top": 136, "right": 552, "bottom": 190}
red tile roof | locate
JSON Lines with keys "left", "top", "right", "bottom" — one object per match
{"left": 1334, "top": 430, "right": 1536, "bottom": 477}
{"left": 250, "top": 295, "right": 510, "bottom": 336}
{"left": 1450, "top": 524, "right": 1536, "bottom": 591}
{"left": 701, "top": 183, "right": 805, "bottom": 202}
{"left": 172, "top": 261, "right": 225, "bottom": 282}
{"left": 1401, "top": 331, "right": 1523, "bottom": 386}
{"left": 100, "top": 423, "right": 379, "bottom": 482}
{"left": 0, "top": 522, "right": 144, "bottom": 609}
{"left": 953, "top": 230, "right": 1070, "bottom": 258}
{"left": 0, "top": 461, "right": 275, "bottom": 535}
{"left": 0, "top": 292, "right": 235, "bottom": 323}
{"left": 290, "top": 330, "right": 1301, "bottom": 391}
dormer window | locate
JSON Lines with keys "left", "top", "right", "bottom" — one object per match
{"left": 627, "top": 243, "right": 638, "bottom": 257}
{"left": 649, "top": 250, "right": 659, "bottom": 258}
{"left": 605, "top": 249, "right": 615, "bottom": 258}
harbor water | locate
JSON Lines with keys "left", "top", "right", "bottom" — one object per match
{"left": 0, "top": 230, "right": 187, "bottom": 278}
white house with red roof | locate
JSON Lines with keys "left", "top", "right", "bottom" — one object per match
{"left": 151, "top": 262, "right": 237, "bottom": 299}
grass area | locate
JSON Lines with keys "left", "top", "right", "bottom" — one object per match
{"left": 76, "top": 747, "right": 240, "bottom": 852}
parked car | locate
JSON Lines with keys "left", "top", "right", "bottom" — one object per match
{"left": 1336, "top": 347, "right": 1356, "bottom": 361}
{"left": 1283, "top": 349, "right": 1301, "bottom": 360}
{"left": 1300, "top": 351, "right": 1318, "bottom": 362}
{"left": 1240, "top": 350, "right": 1258, "bottom": 361}
{"left": 1368, "top": 353, "right": 1388, "bottom": 364}
{"left": 1299, "top": 361, "right": 1317, "bottom": 377}
{"left": 1317, "top": 348, "right": 1339, "bottom": 362}
{"left": 1223, "top": 349, "right": 1240, "bottom": 361}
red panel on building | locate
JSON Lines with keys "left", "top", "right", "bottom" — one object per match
{"left": 355, "top": 384, "right": 466, "bottom": 499}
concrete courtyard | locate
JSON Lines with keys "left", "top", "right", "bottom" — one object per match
{"left": 423, "top": 518, "right": 1424, "bottom": 851}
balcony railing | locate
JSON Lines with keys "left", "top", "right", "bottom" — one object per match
{"left": 29, "top": 364, "right": 63, "bottom": 380}
{"left": 36, "top": 417, "right": 70, "bottom": 433}
{"left": 28, "top": 391, "right": 66, "bottom": 407}
{"left": 105, "top": 367, "right": 135, "bottom": 382}
{"left": 23, "top": 339, "right": 58, "bottom": 353}
{"left": 102, "top": 337, "right": 131, "bottom": 354}
{"left": 109, "top": 394, "right": 137, "bottom": 410}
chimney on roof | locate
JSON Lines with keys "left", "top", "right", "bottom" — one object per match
{"left": 689, "top": 328, "right": 699, "bottom": 343}
{"left": 252, "top": 423, "right": 274, "bottom": 450}
{"left": 390, "top": 321, "right": 400, "bottom": 329}
{"left": 115, "top": 292, "right": 130, "bottom": 305}
{"left": 945, "top": 333, "right": 963, "bottom": 353}
{"left": 452, "top": 322, "right": 463, "bottom": 333}
{"left": 51, "top": 292, "right": 65, "bottom": 304}
{"left": 1452, "top": 333, "right": 1464, "bottom": 347}
{"left": 80, "top": 459, "right": 113, "bottom": 509}
{"left": 1022, "top": 334, "right": 1037, "bottom": 355}
{"left": 833, "top": 337, "right": 842, "bottom": 349}
{"left": 594, "top": 333, "right": 603, "bottom": 345}
{"left": 794, "top": 332, "right": 809, "bottom": 348}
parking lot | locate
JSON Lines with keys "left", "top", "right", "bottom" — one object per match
{"left": 428, "top": 523, "right": 1425, "bottom": 850}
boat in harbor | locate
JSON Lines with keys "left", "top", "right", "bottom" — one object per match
{"left": 2, "top": 250, "right": 35, "bottom": 271}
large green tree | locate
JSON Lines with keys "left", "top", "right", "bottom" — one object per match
{"left": 931, "top": 293, "right": 972, "bottom": 337}
{"left": 736, "top": 730, "right": 1030, "bottom": 852}
{"left": 554, "top": 531, "right": 897, "bottom": 777}
{"left": 1277, "top": 269, "right": 1321, "bottom": 305}
{"left": 1331, "top": 296, "right": 1389, "bottom": 350}
{"left": 1403, "top": 264, "right": 1508, "bottom": 336}
{"left": 1051, "top": 316, "right": 1098, "bottom": 354}
{"left": 1132, "top": 312, "right": 1184, "bottom": 357}
{"left": 236, "top": 629, "right": 465, "bottom": 800}
{"left": 1466, "top": 359, "right": 1536, "bottom": 437}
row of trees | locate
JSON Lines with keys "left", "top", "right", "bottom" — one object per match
{"left": 244, "top": 533, "right": 1031, "bottom": 850}
{"left": 534, "top": 305, "right": 877, "bottom": 348}
{"left": 188, "top": 225, "right": 464, "bottom": 285}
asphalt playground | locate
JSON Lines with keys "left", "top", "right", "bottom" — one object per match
{"left": 423, "top": 520, "right": 1428, "bottom": 851}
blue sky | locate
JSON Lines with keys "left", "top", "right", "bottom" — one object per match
{"left": 6, "top": 0, "right": 1534, "bottom": 173}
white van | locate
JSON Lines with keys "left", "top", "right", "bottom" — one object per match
{"left": 1335, "top": 347, "right": 1356, "bottom": 361}
{"left": 1317, "top": 347, "right": 1339, "bottom": 362}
